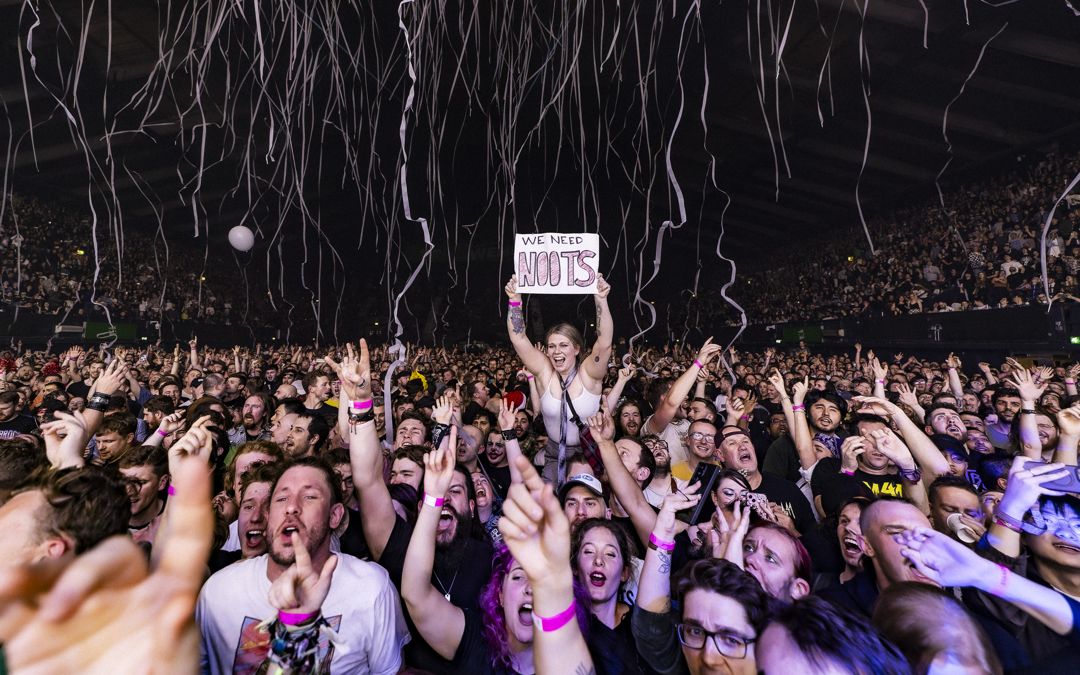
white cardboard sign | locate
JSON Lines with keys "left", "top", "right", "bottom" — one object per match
{"left": 514, "top": 233, "right": 599, "bottom": 294}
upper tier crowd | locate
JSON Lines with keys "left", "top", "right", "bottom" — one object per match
{"left": 0, "top": 196, "right": 280, "bottom": 326}
{"left": 0, "top": 273, "right": 1078, "bottom": 674}
{"left": 695, "top": 148, "right": 1080, "bottom": 324}
{"left": 6, "top": 147, "right": 1080, "bottom": 337}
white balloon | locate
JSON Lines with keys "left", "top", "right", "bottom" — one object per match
{"left": 228, "top": 225, "right": 255, "bottom": 252}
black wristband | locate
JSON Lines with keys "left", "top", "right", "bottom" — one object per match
{"left": 431, "top": 422, "right": 451, "bottom": 448}
{"left": 1020, "top": 408, "right": 1036, "bottom": 415}
{"left": 348, "top": 410, "right": 375, "bottom": 424}
{"left": 501, "top": 429, "right": 516, "bottom": 441}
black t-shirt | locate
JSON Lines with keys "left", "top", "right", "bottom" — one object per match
{"left": 811, "top": 457, "right": 904, "bottom": 518}
{"left": 753, "top": 472, "right": 816, "bottom": 534}
{"left": 338, "top": 507, "right": 370, "bottom": 560}
{"left": 378, "top": 516, "right": 494, "bottom": 674}
{"left": 66, "top": 380, "right": 91, "bottom": 400}
{"left": 0, "top": 414, "right": 37, "bottom": 440}
{"left": 304, "top": 403, "right": 336, "bottom": 424}
{"left": 589, "top": 614, "right": 648, "bottom": 675}
{"left": 479, "top": 456, "right": 512, "bottom": 500}
{"left": 451, "top": 608, "right": 509, "bottom": 674}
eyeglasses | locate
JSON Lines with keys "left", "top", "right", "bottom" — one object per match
{"left": 676, "top": 623, "right": 754, "bottom": 659}
{"left": 689, "top": 432, "right": 715, "bottom": 443}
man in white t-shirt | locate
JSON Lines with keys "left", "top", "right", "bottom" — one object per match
{"left": 197, "top": 457, "right": 409, "bottom": 674}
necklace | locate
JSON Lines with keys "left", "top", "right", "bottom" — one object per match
{"left": 433, "top": 567, "right": 461, "bottom": 602}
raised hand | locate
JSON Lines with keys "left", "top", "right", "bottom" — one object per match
{"left": 423, "top": 439, "right": 457, "bottom": 500}
{"left": 168, "top": 415, "right": 215, "bottom": 477}
{"left": 497, "top": 397, "right": 517, "bottom": 431}
{"left": 268, "top": 533, "right": 338, "bottom": 616}
{"left": 840, "top": 436, "right": 866, "bottom": 474}
{"left": 504, "top": 275, "right": 522, "bottom": 303}
{"left": 791, "top": 375, "right": 810, "bottom": 406}
{"left": 586, "top": 410, "right": 615, "bottom": 442}
{"left": 39, "top": 411, "right": 90, "bottom": 468}
{"left": 0, "top": 455, "right": 212, "bottom": 672}
{"left": 767, "top": 369, "right": 788, "bottom": 399}
{"left": 725, "top": 395, "right": 746, "bottom": 422}
{"left": 895, "top": 527, "right": 988, "bottom": 588}
{"left": 654, "top": 484, "right": 702, "bottom": 541}
{"left": 432, "top": 395, "right": 454, "bottom": 426}
{"left": 870, "top": 428, "right": 915, "bottom": 471}
{"left": 996, "top": 457, "right": 1070, "bottom": 522}
{"left": 92, "top": 358, "right": 128, "bottom": 396}
{"left": 1008, "top": 367, "right": 1045, "bottom": 403}
{"left": 594, "top": 274, "right": 611, "bottom": 300}
{"left": 1057, "top": 404, "right": 1080, "bottom": 437}
{"left": 720, "top": 501, "right": 751, "bottom": 568}
{"left": 156, "top": 411, "right": 185, "bottom": 437}
{"left": 498, "top": 455, "right": 573, "bottom": 590}
{"left": 870, "top": 357, "right": 888, "bottom": 383}
{"left": 895, "top": 383, "right": 920, "bottom": 410}
{"left": 327, "top": 340, "right": 371, "bottom": 402}
{"left": 694, "top": 337, "right": 722, "bottom": 366}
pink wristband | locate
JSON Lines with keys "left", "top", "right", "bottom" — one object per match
{"left": 875, "top": 379, "right": 886, "bottom": 384}
{"left": 279, "top": 610, "right": 318, "bottom": 626}
{"left": 693, "top": 359, "right": 703, "bottom": 369}
{"left": 526, "top": 375, "right": 534, "bottom": 380}
{"left": 508, "top": 301, "right": 522, "bottom": 307}
{"left": 791, "top": 404, "right": 805, "bottom": 412}
{"left": 533, "top": 600, "right": 577, "bottom": 632}
{"left": 156, "top": 428, "right": 169, "bottom": 438}
{"left": 167, "top": 485, "right": 176, "bottom": 496}
{"left": 351, "top": 399, "right": 373, "bottom": 410}
{"left": 649, "top": 533, "right": 675, "bottom": 552}
{"left": 423, "top": 494, "right": 445, "bottom": 509}
{"left": 840, "top": 468, "right": 855, "bottom": 476}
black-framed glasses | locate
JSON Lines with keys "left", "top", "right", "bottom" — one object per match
{"left": 676, "top": 623, "right": 754, "bottom": 659}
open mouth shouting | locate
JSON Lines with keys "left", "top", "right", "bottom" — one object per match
{"left": 841, "top": 534, "right": 862, "bottom": 560}
{"left": 245, "top": 528, "right": 265, "bottom": 550}
{"left": 437, "top": 507, "right": 457, "bottom": 535}
{"left": 278, "top": 521, "right": 301, "bottom": 545}
{"left": 588, "top": 571, "right": 608, "bottom": 588}
{"left": 518, "top": 602, "right": 534, "bottom": 628}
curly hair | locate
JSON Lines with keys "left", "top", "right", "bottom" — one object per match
{"left": 478, "top": 545, "right": 591, "bottom": 670}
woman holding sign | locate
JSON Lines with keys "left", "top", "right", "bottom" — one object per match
{"left": 504, "top": 273, "right": 612, "bottom": 483}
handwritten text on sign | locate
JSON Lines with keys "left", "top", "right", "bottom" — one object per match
{"left": 515, "top": 233, "right": 599, "bottom": 294}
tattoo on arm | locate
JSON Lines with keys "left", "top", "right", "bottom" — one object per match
{"left": 574, "top": 665, "right": 597, "bottom": 675}
{"left": 658, "top": 550, "right": 671, "bottom": 575}
{"left": 510, "top": 305, "right": 525, "bottom": 335}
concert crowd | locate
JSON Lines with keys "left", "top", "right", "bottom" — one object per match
{"left": 0, "top": 268, "right": 1079, "bottom": 674}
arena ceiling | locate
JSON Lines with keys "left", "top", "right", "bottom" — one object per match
{"left": 1, "top": 0, "right": 1078, "bottom": 333}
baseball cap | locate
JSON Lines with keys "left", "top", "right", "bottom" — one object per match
{"left": 191, "top": 377, "right": 206, "bottom": 389}
{"left": 558, "top": 473, "right": 605, "bottom": 504}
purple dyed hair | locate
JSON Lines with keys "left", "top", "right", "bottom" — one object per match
{"left": 479, "top": 544, "right": 591, "bottom": 670}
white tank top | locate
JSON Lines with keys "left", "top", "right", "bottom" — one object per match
{"left": 540, "top": 386, "right": 601, "bottom": 446}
